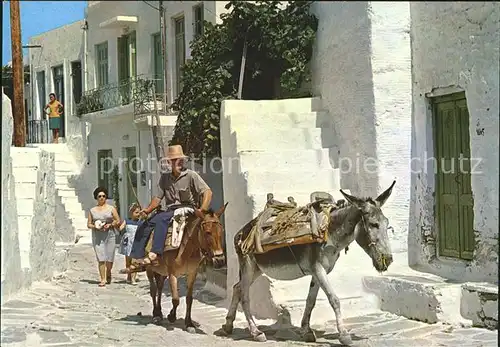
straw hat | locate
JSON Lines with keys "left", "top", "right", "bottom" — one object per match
{"left": 165, "top": 145, "right": 188, "bottom": 160}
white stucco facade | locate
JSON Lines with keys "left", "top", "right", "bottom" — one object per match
{"left": 310, "top": 1, "right": 412, "bottom": 255}
{"left": 2, "top": 92, "right": 67, "bottom": 303}
{"left": 80, "top": 1, "right": 228, "bottom": 215}
{"left": 408, "top": 2, "right": 499, "bottom": 284}
{"left": 1, "top": 92, "right": 23, "bottom": 302}
{"left": 28, "top": 20, "right": 86, "bottom": 156}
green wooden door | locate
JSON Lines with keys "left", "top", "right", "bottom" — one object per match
{"left": 434, "top": 92, "right": 474, "bottom": 260}
{"left": 124, "top": 146, "right": 138, "bottom": 211}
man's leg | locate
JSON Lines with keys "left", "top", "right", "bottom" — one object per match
{"left": 130, "top": 221, "right": 152, "bottom": 260}
{"left": 149, "top": 210, "right": 174, "bottom": 258}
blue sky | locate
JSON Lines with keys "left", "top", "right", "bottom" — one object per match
{"left": 2, "top": 1, "right": 86, "bottom": 66}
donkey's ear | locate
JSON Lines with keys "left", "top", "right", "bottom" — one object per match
{"left": 375, "top": 180, "right": 396, "bottom": 207}
{"left": 340, "top": 189, "right": 365, "bottom": 209}
{"left": 215, "top": 202, "right": 228, "bottom": 217}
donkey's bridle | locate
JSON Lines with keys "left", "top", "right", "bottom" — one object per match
{"left": 199, "top": 219, "right": 223, "bottom": 258}
{"left": 360, "top": 213, "right": 377, "bottom": 248}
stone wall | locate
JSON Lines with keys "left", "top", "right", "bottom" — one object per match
{"left": 1, "top": 92, "right": 23, "bottom": 302}
{"left": 310, "top": 1, "right": 412, "bottom": 253}
{"left": 408, "top": 2, "right": 499, "bottom": 283}
{"left": 1, "top": 91, "right": 60, "bottom": 303}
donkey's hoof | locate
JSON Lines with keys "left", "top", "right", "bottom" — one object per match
{"left": 186, "top": 326, "right": 196, "bottom": 334}
{"left": 221, "top": 324, "right": 233, "bottom": 335}
{"left": 152, "top": 316, "right": 163, "bottom": 324}
{"left": 167, "top": 313, "right": 176, "bottom": 323}
{"left": 339, "top": 332, "right": 353, "bottom": 346}
{"left": 302, "top": 330, "right": 316, "bottom": 343}
{"left": 253, "top": 332, "right": 267, "bottom": 342}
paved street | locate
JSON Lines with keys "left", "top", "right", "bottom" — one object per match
{"left": 1, "top": 246, "right": 497, "bottom": 347}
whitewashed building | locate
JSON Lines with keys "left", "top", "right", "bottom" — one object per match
{"left": 25, "top": 1, "right": 229, "bottom": 216}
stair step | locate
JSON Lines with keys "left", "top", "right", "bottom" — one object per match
{"left": 234, "top": 127, "right": 335, "bottom": 151}
{"left": 230, "top": 111, "right": 331, "bottom": 129}
{"left": 238, "top": 148, "right": 336, "bottom": 172}
{"left": 14, "top": 182, "right": 37, "bottom": 198}
{"left": 16, "top": 198, "right": 34, "bottom": 216}
{"left": 55, "top": 161, "right": 78, "bottom": 173}
{"left": 30, "top": 143, "right": 69, "bottom": 154}
{"left": 55, "top": 176, "right": 69, "bottom": 185}
{"left": 245, "top": 168, "right": 340, "bottom": 194}
{"left": 223, "top": 97, "right": 321, "bottom": 115}
{"left": 11, "top": 149, "right": 41, "bottom": 167}
{"left": 57, "top": 189, "right": 78, "bottom": 198}
{"left": 12, "top": 167, "right": 38, "bottom": 183}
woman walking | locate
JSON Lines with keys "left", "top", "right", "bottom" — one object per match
{"left": 87, "top": 187, "right": 120, "bottom": 287}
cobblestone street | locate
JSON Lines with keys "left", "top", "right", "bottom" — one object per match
{"left": 1, "top": 246, "right": 497, "bottom": 347}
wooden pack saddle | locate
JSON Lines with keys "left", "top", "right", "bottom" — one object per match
{"left": 239, "top": 192, "right": 338, "bottom": 255}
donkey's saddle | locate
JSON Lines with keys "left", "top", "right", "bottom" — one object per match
{"left": 144, "top": 212, "right": 198, "bottom": 254}
{"left": 239, "top": 192, "right": 339, "bottom": 255}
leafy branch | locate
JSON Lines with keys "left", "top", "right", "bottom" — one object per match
{"left": 169, "top": 1, "right": 318, "bottom": 158}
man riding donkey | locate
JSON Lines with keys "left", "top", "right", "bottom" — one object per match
{"left": 122, "top": 144, "right": 213, "bottom": 273}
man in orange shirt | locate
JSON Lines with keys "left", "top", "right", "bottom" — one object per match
{"left": 44, "top": 93, "right": 63, "bottom": 143}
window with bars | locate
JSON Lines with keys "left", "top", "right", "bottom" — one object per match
{"left": 95, "top": 42, "right": 109, "bottom": 87}
{"left": 193, "top": 4, "right": 204, "bottom": 38}
{"left": 174, "top": 16, "right": 186, "bottom": 97}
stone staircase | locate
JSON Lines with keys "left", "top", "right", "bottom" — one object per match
{"left": 30, "top": 144, "right": 91, "bottom": 245}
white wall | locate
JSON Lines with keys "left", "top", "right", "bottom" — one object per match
{"left": 1, "top": 92, "right": 22, "bottom": 302}
{"left": 29, "top": 20, "right": 85, "bottom": 148}
{"left": 85, "top": 1, "right": 226, "bottom": 104}
{"left": 310, "top": 1, "right": 412, "bottom": 253}
{"left": 408, "top": 2, "right": 499, "bottom": 283}
{"left": 1, "top": 92, "right": 59, "bottom": 303}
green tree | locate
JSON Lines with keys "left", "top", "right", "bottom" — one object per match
{"left": 169, "top": 1, "right": 318, "bottom": 158}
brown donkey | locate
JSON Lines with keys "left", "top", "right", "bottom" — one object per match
{"left": 146, "top": 203, "right": 227, "bottom": 332}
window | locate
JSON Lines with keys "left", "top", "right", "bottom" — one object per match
{"left": 95, "top": 42, "right": 108, "bottom": 87}
{"left": 52, "top": 65, "right": 65, "bottom": 136}
{"left": 71, "top": 61, "right": 83, "bottom": 109}
{"left": 152, "top": 32, "right": 164, "bottom": 94}
{"left": 174, "top": 16, "right": 186, "bottom": 96}
{"left": 193, "top": 3, "right": 204, "bottom": 38}
{"left": 97, "top": 149, "right": 113, "bottom": 198}
{"left": 36, "top": 70, "right": 46, "bottom": 119}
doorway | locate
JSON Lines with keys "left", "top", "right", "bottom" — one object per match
{"left": 432, "top": 92, "right": 474, "bottom": 260}
{"left": 71, "top": 61, "right": 83, "bottom": 113}
{"left": 52, "top": 65, "right": 65, "bottom": 137}
{"left": 123, "top": 146, "right": 139, "bottom": 212}
{"left": 117, "top": 31, "right": 137, "bottom": 105}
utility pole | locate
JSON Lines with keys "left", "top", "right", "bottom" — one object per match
{"left": 159, "top": 0, "right": 168, "bottom": 107}
{"left": 10, "top": 0, "right": 26, "bottom": 147}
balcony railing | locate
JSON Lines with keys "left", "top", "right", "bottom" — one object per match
{"left": 76, "top": 76, "right": 161, "bottom": 117}
{"left": 27, "top": 119, "right": 50, "bottom": 144}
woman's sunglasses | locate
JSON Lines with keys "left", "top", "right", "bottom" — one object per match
{"left": 97, "top": 194, "right": 106, "bottom": 199}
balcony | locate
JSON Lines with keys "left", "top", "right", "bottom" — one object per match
{"left": 76, "top": 76, "right": 165, "bottom": 121}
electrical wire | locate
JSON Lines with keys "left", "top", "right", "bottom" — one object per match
{"left": 142, "top": 1, "right": 160, "bottom": 12}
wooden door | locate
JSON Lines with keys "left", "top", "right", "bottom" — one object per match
{"left": 433, "top": 92, "right": 474, "bottom": 260}
{"left": 124, "top": 146, "right": 138, "bottom": 212}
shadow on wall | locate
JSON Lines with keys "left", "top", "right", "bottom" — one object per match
{"left": 1, "top": 93, "right": 22, "bottom": 302}
{"left": 311, "top": 1, "right": 379, "bottom": 196}
{"left": 192, "top": 159, "right": 226, "bottom": 247}
{"left": 28, "top": 151, "right": 58, "bottom": 281}
{"left": 220, "top": 112, "right": 279, "bottom": 320}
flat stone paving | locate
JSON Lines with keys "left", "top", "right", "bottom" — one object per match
{"left": 1, "top": 246, "right": 498, "bottom": 347}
